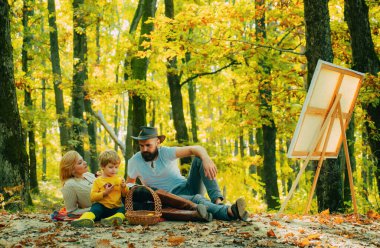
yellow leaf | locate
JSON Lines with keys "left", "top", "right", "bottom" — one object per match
{"left": 298, "top": 238, "right": 310, "bottom": 247}
{"left": 307, "top": 233, "right": 321, "bottom": 240}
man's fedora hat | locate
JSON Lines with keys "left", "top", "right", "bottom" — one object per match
{"left": 131, "top": 126, "right": 166, "bottom": 143}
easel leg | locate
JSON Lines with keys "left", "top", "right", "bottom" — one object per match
{"left": 304, "top": 108, "right": 338, "bottom": 214}
{"left": 338, "top": 104, "right": 358, "bottom": 215}
{"left": 304, "top": 159, "right": 323, "bottom": 214}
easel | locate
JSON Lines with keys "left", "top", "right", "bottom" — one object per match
{"left": 277, "top": 94, "right": 358, "bottom": 216}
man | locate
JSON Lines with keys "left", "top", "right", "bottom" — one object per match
{"left": 127, "top": 126, "right": 248, "bottom": 221}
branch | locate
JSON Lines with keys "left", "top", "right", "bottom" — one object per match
{"left": 93, "top": 110, "right": 126, "bottom": 154}
{"left": 180, "top": 60, "right": 240, "bottom": 87}
{"left": 216, "top": 38, "right": 305, "bottom": 56}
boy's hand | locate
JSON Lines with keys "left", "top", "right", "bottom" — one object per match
{"left": 103, "top": 183, "right": 114, "bottom": 196}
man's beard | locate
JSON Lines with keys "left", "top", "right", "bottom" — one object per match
{"left": 141, "top": 148, "right": 158, "bottom": 162}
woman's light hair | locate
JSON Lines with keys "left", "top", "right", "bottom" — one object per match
{"left": 59, "top": 150, "right": 80, "bottom": 185}
{"left": 99, "top": 150, "right": 120, "bottom": 167}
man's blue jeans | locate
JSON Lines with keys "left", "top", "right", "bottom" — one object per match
{"left": 179, "top": 194, "right": 233, "bottom": 221}
{"left": 170, "top": 157, "right": 224, "bottom": 204}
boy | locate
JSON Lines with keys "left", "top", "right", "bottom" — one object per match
{"left": 72, "top": 150, "right": 127, "bottom": 227}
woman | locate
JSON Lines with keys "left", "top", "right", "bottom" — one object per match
{"left": 59, "top": 150, "right": 95, "bottom": 215}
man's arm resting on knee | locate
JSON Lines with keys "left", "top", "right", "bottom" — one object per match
{"left": 175, "top": 145, "right": 217, "bottom": 180}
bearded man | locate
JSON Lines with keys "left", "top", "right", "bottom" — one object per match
{"left": 126, "top": 126, "right": 248, "bottom": 221}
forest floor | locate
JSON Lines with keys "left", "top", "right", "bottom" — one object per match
{"left": 0, "top": 210, "right": 379, "bottom": 248}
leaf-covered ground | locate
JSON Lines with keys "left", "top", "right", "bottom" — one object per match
{"left": 0, "top": 211, "right": 379, "bottom": 247}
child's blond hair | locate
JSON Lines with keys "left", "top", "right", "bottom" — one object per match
{"left": 99, "top": 150, "right": 120, "bottom": 167}
{"left": 60, "top": 150, "right": 80, "bottom": 185}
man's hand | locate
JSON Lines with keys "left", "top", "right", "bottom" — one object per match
{"left": 203, "top": 157, "right": 217, "bottom": 180}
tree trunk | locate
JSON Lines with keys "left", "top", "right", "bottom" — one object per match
{"left": 84, "top": 98, "right": 98, "bottom": 173}
{"left": 123, "top": 0, "right": 144, "bottom": 161}
{"left": 42, "top": 77, "right": 47, "bottom": 181}
{"left": 239, "top": 132, "right": 245, "bottom": 158}
{"left": 188, "top": 81, "right": 198, "bottom": 142}
{"left": 0, "top": 0, "right": 31, "bottom": 209}
{"left": 47, "top": 0, "right": 70, "bottom": 152}
{"left": 114, "top": 100, "right": 119, "bottom": 152}
{"left": 255, "top": 127, "right": 264, "bottom": 178}
{"left": 304, "top": 0, "right": 344, "bottom": 213}
{"left": 256, "top": 0, "right": 279, "bottom": 210}
{"left": 72, "top": 0, "right": 87, "bottom": 156}
{"left": 165, "top": 0, "right": 190, "bottom": 148}
{"left": 40, "top": 7, "right": 47, "bottom": 182}
{"left": 130, "top": 0, "right": 156, "bottom": 152}
{"left": 344, "top": 0, "right": 380, "bottom": 196}
{"left": 22, "top": 0, "right": 38, "bottom": 193}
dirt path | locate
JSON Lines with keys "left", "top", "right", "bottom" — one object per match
{"left": 0, "top": 212, "right": 379, "bottom": 247}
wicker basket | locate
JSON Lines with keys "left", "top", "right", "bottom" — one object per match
{"left": 125, "top": 185, "right": 162, "bottom": 225}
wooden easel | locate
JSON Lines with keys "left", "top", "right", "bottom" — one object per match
{"left": 277, "top": 94, "right": 358, "bottom": 216}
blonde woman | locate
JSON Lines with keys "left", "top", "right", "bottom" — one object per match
{"left": 59, "top": 151, "right": 95, "bottom": 215}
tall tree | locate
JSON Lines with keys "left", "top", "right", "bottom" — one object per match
{"left": 72, "top": 0, "right": 87, "bottom": 156}
{"left": 124, "top": 0, "right": 144, "bottom": 173}
{"left": 40, "top": 0, "right": 47, "bottom": 181}
{"left": 0, "top": 0, "right": 31, "bottom": 209}
{"left": 47, "top": 0, "right": 70, "bottom": 152}
{"left": 22, "top": 0, "right": 38, "bottom": 192}
{"left": 304, "top": 0, "right": 344, "bottom": 212}
{"left": 344, "top": 0, "right": 380, "bottom": 196}
{"left": 255, "top": 0, "right": 280, "bottom": 210}
{"left": 165, "top": 0, "right": 190, "bottom": 145}
{"left": 130, "top": 0, "right": 157, "bottom": 152}
{"left": 188, "top": 80, "right": 198, "bottom": 142}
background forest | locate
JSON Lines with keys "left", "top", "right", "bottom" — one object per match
{"left": 0, "top": 0, "right": 379, "bottom": 215}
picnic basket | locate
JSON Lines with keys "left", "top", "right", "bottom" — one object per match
{"left": 125, "top": 185, "right": 162, "bottom": 225}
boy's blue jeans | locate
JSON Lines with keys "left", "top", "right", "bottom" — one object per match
{"left": 170, "top": 157, "right": 224, "bottom": 203}
{"left": 90, "top": 203, "right": 125, "bottom": 221}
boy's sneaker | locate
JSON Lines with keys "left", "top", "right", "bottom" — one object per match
{"left": 101, "top": 213, "right": 124, "bottom": 227}
{"left": 71, "top": 218, "right": 94, "bottom": 228}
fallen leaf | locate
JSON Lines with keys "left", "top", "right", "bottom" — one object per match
{"left": 297, "top": 238, "right": 310, "bottom": 247}
{"left": 112, "top": 231, "right": 122, "bottom": 238}
{"left": 333, "top": 217, "right": 344, "bottom": 224}
{"left": 61, "top": 237, "right": 79, "bottom": 242}
{"left": 269, "top": 221, "right": 282, "bottom": 227}
{"left": 307, "top": 233, "right": 321, "bottom": 240}
{"left": 298, "top": 229, "right": 305, "bottom": 234}
{"left": 96, "top": 239, "right": 111, "bottom": 248}
{"left": 239, "top": 232, "right": 252, "bottom": 238}
{"left": 284, "top": 232, "right": 294, "bottom": 238}
{"left": 128, "top": 243, "right": 135, "bottom": 248}
{"left": 366, "top": 210, "right": 376, "bottom": 219}
{"left": 267, "top": 229, "right": 276, "bottom": 238}
{"left": 168, "top": 236, "right": 186, "bottom": 246}
{"left": 320, "top": 209, "right": 330, "bottom": 216}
